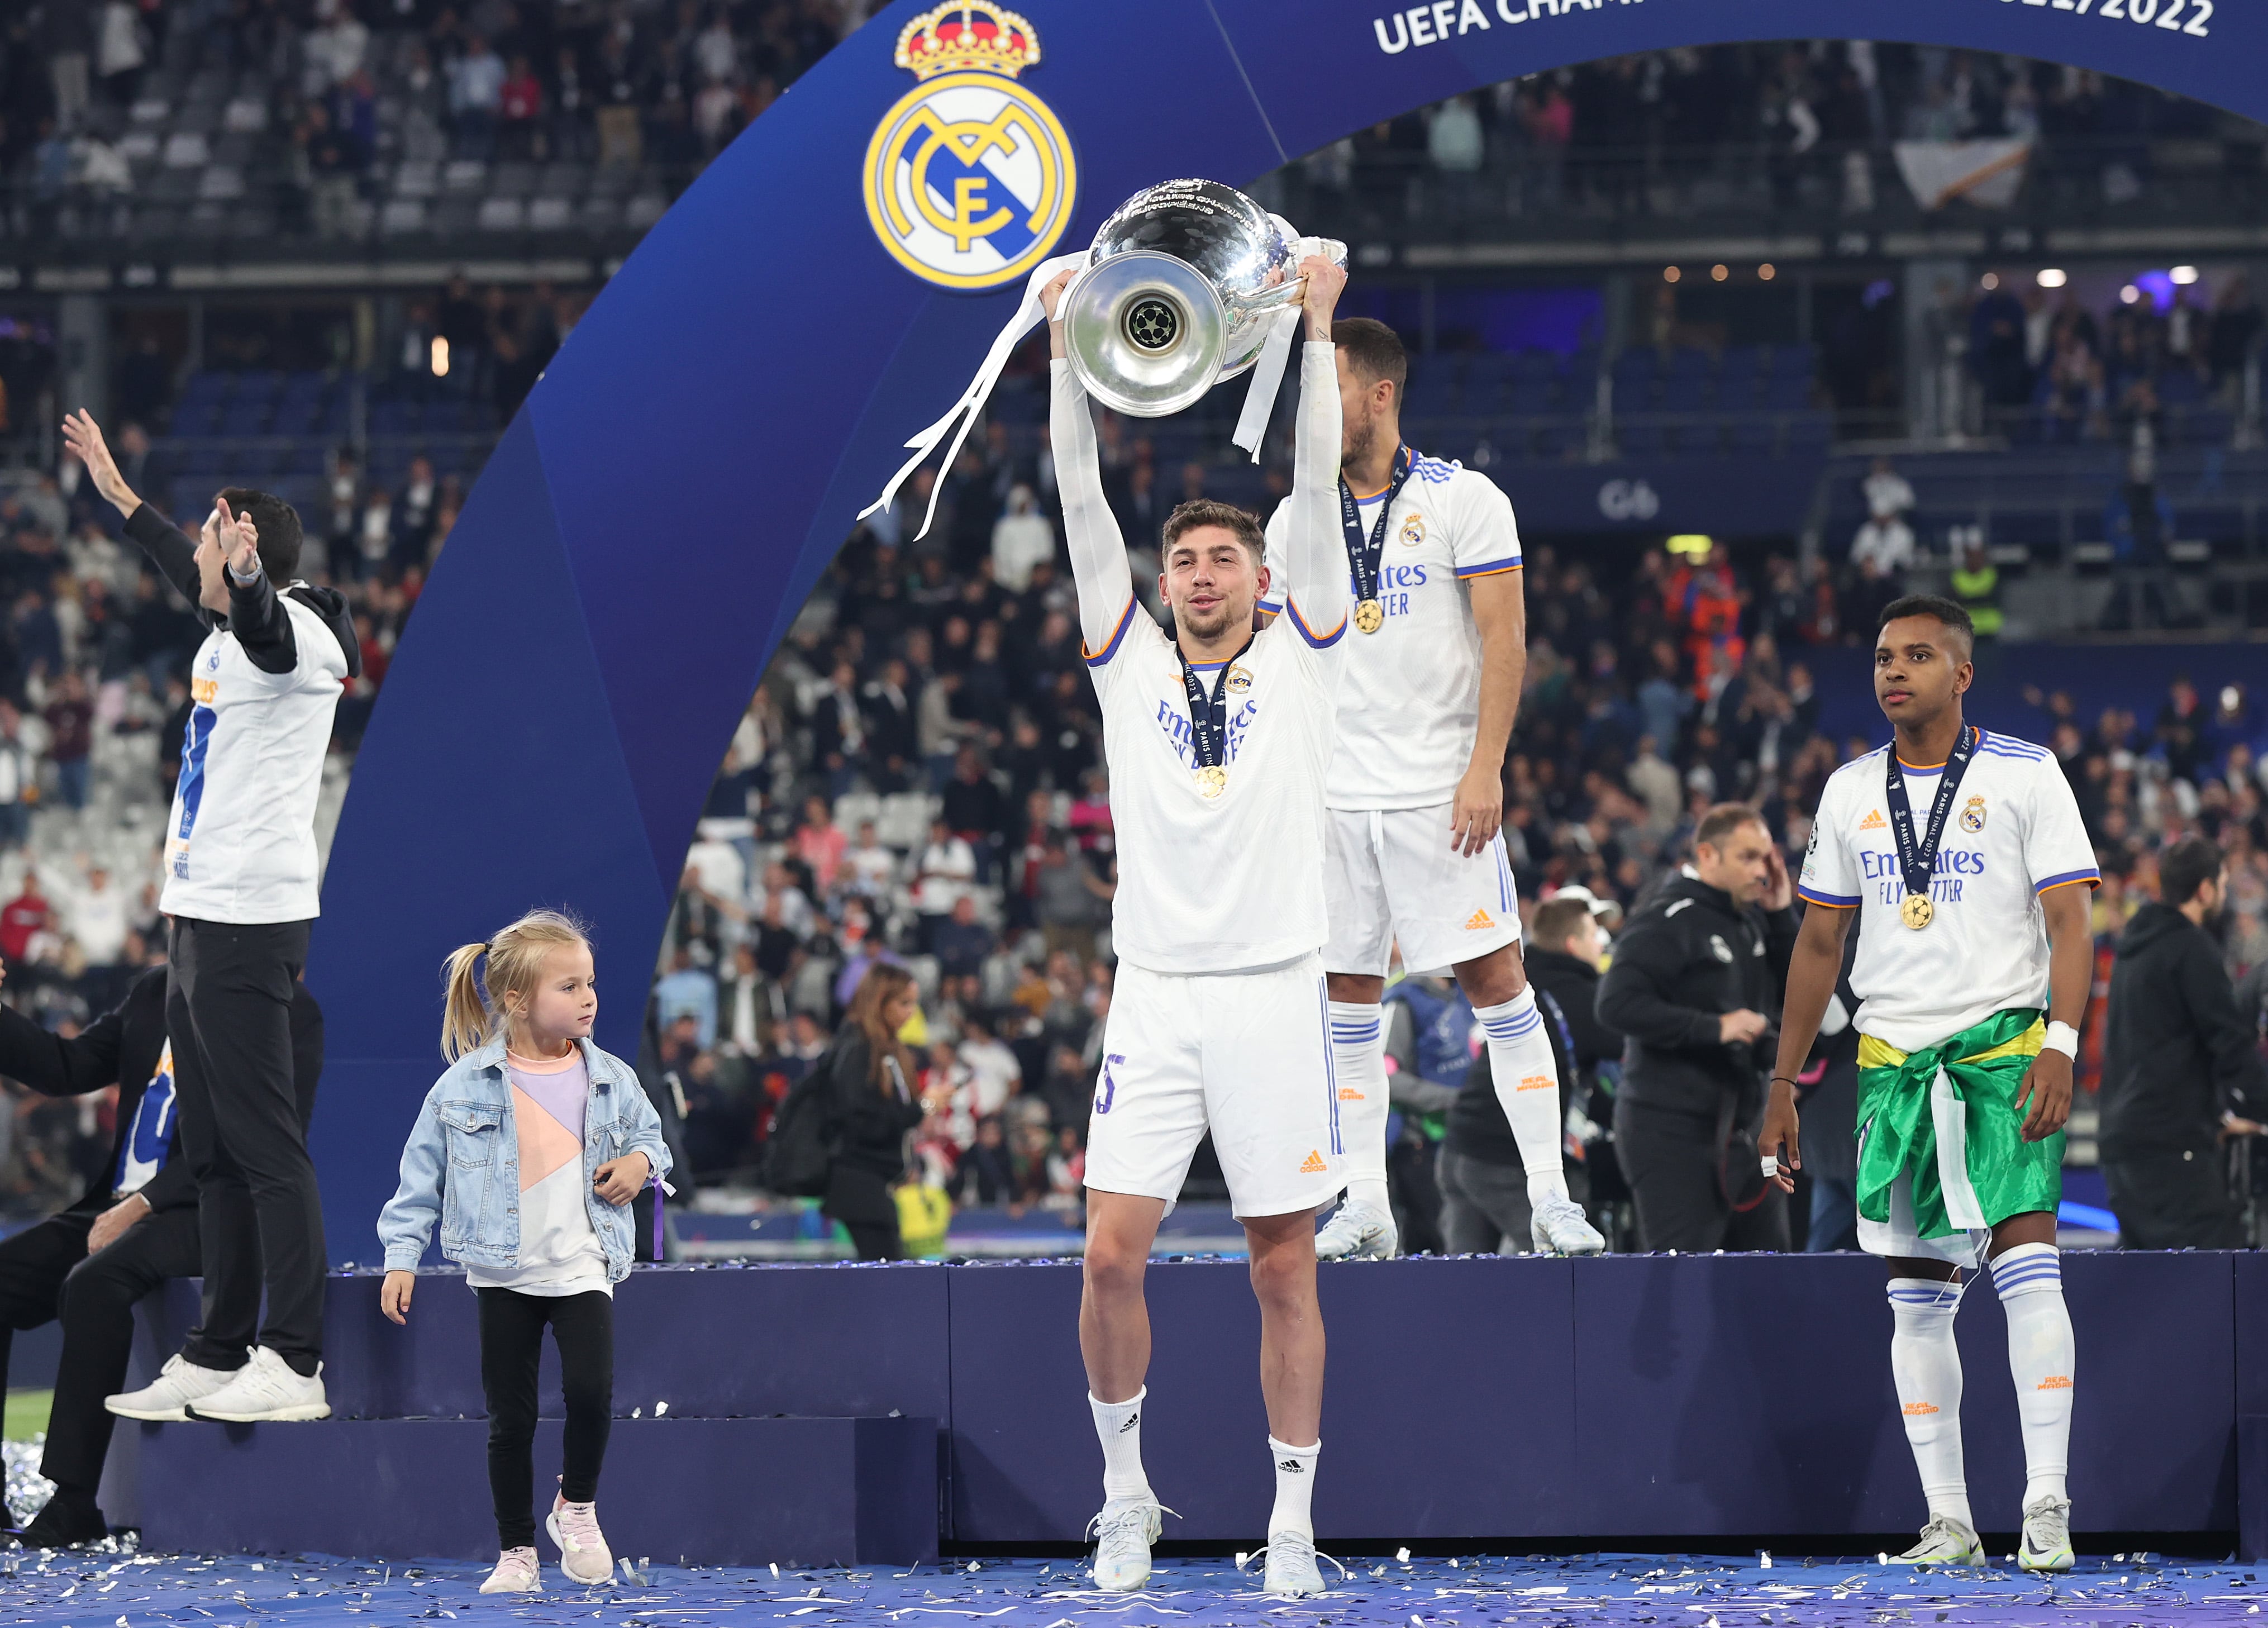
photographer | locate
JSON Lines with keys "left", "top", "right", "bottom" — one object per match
{"left": 1597, "top": 804, "right": 1798, "bottom": 1252}
{"left": 2102, "top": 837, "right": 2264, "bottom": 1249}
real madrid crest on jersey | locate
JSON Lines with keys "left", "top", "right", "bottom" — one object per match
{"left": 1399, "top": 513, "right": 1425, "bottom": 547}
{"left": 863, "top": 2, "right": 1078, "bottom": 292}
{"left": 1960, "top": 794, "right": 1987, "bottom": 833}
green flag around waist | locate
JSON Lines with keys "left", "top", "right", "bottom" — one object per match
{"left": 1855, "top": 1006, "right": 2056, "bottom": 1241}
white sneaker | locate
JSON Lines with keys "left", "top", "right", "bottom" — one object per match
{"left": 2018, "top": 1496, "right": 2074, "bottom": 1572}
{"left": 1531, "top": 1194, "right": 1607, "bottom": 1256}
{"left": 480, "top": 1548, "right": 541, "bottom": 1593}
{"left": 183, "top": 1346, "right": 331, "bottom": 1422}
{"left": 1314, "top": 1199, "right": 1397, "bottom": 1260}
{"left": 547, "top": 1491, "right": 613, "bottom": 1586}
{"left": 1087, "top": 1496, "right": 1161, "bottom": 1591}
{"left": 1252, "top": 1530, "right": 1340, "bottom": 1598}
{"left": 104, "top": 1353, "right": 240, "bottom": 1422}
{"left": 1897, "top": 1513, "right": 1985, "bottom": 1565}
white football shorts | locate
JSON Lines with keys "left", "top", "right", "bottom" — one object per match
{"left": 1323, "top": 804, "right": 1522, "bottom": 978}
{"left": 1084, "top": 951, "right": 1344, "bottom": 1220}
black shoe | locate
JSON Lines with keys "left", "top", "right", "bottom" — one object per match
{"left": 6, "top": 1491, "right": 108, "bottom": 1549}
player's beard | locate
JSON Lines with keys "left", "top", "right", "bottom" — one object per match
{"left": 1342, "top": 404, "right": 1380, "bottom": 471}
{"left": 1177, "top": 597, "right": 1239, "bottom": 641}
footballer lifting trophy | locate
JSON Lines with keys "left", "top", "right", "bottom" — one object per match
{"left": 1061, "top": 178, "right": 1349, "bottom": 418}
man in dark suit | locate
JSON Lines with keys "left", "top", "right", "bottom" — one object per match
{"left": 0, "top": 961, "right": 322, "bottom": 1547}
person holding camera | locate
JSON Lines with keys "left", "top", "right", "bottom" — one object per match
{"left": 1596, "top": 803, "right": 1797, "bottom": 1252}
{"left": 2102, "top": 836, "right": 2264, "bottom": 1249}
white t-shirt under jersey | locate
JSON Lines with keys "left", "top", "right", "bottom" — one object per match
{"left": 1258, "top": 454, "right": 1521, "bottom": 811}
{"left": 1052, "top": 342, "right": 1347, "bottom": 975}
{"left": 1797, "top": 727, "right": 2099, "bottom": 1053}
{"left": 163, "top": 595, "right": 350, "bottom": 924}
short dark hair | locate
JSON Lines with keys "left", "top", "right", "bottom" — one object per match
{"left": 2160, "top": 837, "right": 2223, "bottom": 908}
{"left": 1528, "top": 896, "right": 1594, "bottom": 952}
{"left": 1694, "top": 802, "right": 1767, "bottom": 852}
{"left": 1879, "top": 593, "right": 1975, "bottom": 655}
{"left": 1332, "top": 317, "right": 1407, "bottom": 404}
{"left": 1161, "top": 498, "right": 1264, "bottom": 566}
{"left": 216, "top": 487, "right": 305, "bottom": 580}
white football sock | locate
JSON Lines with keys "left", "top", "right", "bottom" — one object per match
{"left": 1888, "top": 1277, "right": 1972, "bottom": 1531}
{"left": 1992, "top": 1244, "right": 2074, "bottom": 1507}
{"left": 1474, "top": 990, "right": 1568, "bottom": 1203}
{"left": 1268, "top": 1436, "right": 1319, "bottom": 1539}
{"left": 1090, "top": 1388, "right": 1151, "bottom": 1502}
{"left": 1327, "top": 1002, "right": 1389, "bottom": 1214}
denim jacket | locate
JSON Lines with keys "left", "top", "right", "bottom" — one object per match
{"left": 376, "top": 1034, "right": 674, "bottom": 1282}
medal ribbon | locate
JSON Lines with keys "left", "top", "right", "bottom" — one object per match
{"left": 1337, "top": 445, "right": 1416, "bottom": 607}
{"left": 1883, "top": 725, "right": 1978, "bottom": 912}
{"left": 1179, "top": 635, "right": 1256, "bottom": 771}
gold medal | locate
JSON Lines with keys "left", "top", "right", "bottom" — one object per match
{"left": 1195, "top": 765, "right": 1228, "bottom": 798}
{"left": 1354, "top": 598, "right": 1385, "bottom": 634}
{"left": 1900, "top": 893, "right": 1934, "bottom": 930}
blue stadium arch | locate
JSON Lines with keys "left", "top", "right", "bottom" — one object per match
{"left": 307, "top": 0, "right": 2268, "bottom": 1259}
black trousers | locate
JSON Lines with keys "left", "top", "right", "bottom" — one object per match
{"left": 478, "top": 1287, "right": 614, "bottom": 1550}
{"left": 1614, "top": 1098, "right": 1789, "bottom": 1254}
{"left": 169, "top": 917, "right": 325, "bottom": 1371}
{"left": 823, "top": 1165, "right": 903, "bottom": 1261}
{"left": 2104, "top": 1148, "right": 2247, "bottom": 1250}
{"left": 0, "top": 1200, "right": 203, "bottom": 1497}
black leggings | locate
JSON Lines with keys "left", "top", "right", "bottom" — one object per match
{"left": 478, "top": 1287, "right": 614, "bottom": 1549}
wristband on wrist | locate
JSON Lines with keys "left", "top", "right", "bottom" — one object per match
{"left": 1770, "top": 1075, "right": 1800, "bottom": 1088}
{"left": 2042, "top": 1020, "right": 2079, "bottom": 1059}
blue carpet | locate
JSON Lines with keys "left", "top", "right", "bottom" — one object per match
{"left": 0, "top": 1550, "right": 2260, "bottom": 1626}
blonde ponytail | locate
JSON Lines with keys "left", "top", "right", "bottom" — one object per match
{"left": 437, "top": 910, "right": 593, "bottom": 1061}
{"left": 439, "top": 941, "right": 493, "bottom": 1062}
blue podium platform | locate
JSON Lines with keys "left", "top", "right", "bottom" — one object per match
{"left": 117, "top": 1253, "right": 2256, "bottom": 1558}
{"left": 136, "top": 1416, "right": 939, "bottom": 1565}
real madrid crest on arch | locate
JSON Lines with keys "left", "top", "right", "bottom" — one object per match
{"left": 863, "top": 2, "right": 1078, "bottom": 292}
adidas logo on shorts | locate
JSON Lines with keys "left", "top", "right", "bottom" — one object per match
{"left": 1299, "top": 1150, "right": 1328, "bottom": 1174}
{"left": 1463, "top": 908, "right": 1495, "bottom": 930}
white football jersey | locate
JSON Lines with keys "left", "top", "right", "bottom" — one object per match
{"left": 163, "top": 597, "right": 350, "bottom": 924}
{"left": 1051, "top": 341, "right": 1347, "bottom": 977}
{"left": 1797, "top": 729, "right": 2099, "bottom": 1054}
{"left": 1083, "top": 603, "right": 1343, "bottom": 974}
{"left": 1259, "top": 454, "right": 1521, "bottom": 811}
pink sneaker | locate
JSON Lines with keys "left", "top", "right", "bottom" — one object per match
{"left": 546, "top": 1491, "right": 613, "bottom": 1586}
{"left": 479, "top": 1547, "right": 540, "bottom": 1593}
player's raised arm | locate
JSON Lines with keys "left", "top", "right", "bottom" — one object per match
{"left": 1045, "top": 270, "right": 1136, "bottom": 658}
{"left": 1280, "top": 256, "right": 1349, "bottom": 644}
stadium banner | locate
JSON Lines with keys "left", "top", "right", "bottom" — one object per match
{"left": 307, "top": 0, "right": 2268, "bottom": 1259}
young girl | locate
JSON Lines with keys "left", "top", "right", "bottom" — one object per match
{"left": 376, "top": 910, "right": 671, "bottom": 1593}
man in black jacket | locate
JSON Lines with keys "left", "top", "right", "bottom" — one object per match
{"left": 2101, "top": 836, "right": 2264, "bottom": 1248}
{"left": 0, "top": 963, "right": 322, "bottom": 1546}
{"left": 1439, "top": 895, "right": 1622, "bottom": 1252}
{"left": 1597, "top": 803, "right": 1798, "bottom": 1251}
